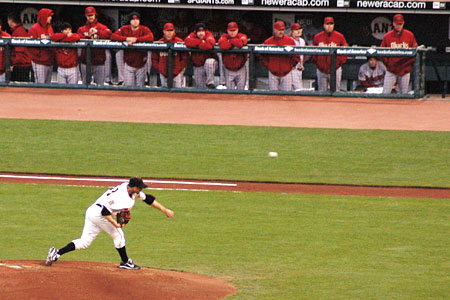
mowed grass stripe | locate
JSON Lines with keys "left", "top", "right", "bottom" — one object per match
{"left": 0, "top": 119, "right": 449, "bottom": 187}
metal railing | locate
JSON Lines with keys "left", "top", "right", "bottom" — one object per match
{"left": 0, "top": 38, "right": 429, "bottom": 98}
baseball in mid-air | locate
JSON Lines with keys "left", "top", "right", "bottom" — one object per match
{"left": 268, "top": 151, "right": 278, "bottom": 158}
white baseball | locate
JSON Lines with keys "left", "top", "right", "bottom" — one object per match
{"left": 268, "top": 152, "right": 278, "bottom": 158}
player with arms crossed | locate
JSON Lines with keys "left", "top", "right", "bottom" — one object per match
{"left": 46, "top": 177, "right": 174, "bottom": 269}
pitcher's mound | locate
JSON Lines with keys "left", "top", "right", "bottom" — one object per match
{"left": 0, "top": 260, "right": 236, "bottom": 300}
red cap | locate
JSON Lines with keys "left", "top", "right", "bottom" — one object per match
{"left": 164, "top": 23, "right": 175, "bottom": 31}
{"left": 291, "top": 23, "right": 302, "bottom": 30}
{"left": 324, "top": 17, "right": 334, "bottom": 24}
{"left": 85, "top": 6, "right": 96, "bottom": 16}
{"left": 393, "top": 14, "right": 404, "bottom": 25}
{"left": 227, "top": 22, "right": 238, "bottom": 31}
{"left": 274, "top": 21, "right": 285, "bottom": 30}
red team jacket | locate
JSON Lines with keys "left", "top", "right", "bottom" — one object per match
{"left": 218, "top": 32, "right": 248, "bottom": 71}
{"left": 51, "top": 33, "right": 81, "bottom": 68}
{"left": 260, "top": 35, "right": 299, "bottom": 77}
{"left": 151, "top": 36, "right": 190, "bottom": 77}
{"left": 77, "top": 19, "right": 112, "bottom": 65}
{"left": 184, "top": 31, "right": 216, "bottom": 67}
{"left": 312, "top": 30, "right": 347, "bottom": 74}
{"left": 28, "top": 9, "right": 55, "bottom": 66}
{"left": 0, "top": 30, "right": 11, "bottom": 74}
{"left": 111, "top": 25, "right": 154, "bottom": 68}
{"left": 380, "top": 29, "right": 418, "bottom": 75}
{"left": 10, "top": 23, "right": 31, "bottom": 67}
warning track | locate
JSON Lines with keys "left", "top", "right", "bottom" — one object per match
{"left": 0, "top": 173, "right": 448, "bottom": 199}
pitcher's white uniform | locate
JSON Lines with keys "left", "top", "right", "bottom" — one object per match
{"left": 72, "top": 182, "right": 148, "bottom": 250}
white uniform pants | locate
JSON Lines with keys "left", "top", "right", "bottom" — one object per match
{"left": 383, "top": 71, "right": 410, "bottom": 94}
{"left": 72, "top": 204, "right": 126, "bottom": 250}
{"left": 193, "top": 58, "right": 217, "bottom": 88}
{"left": 224, "top": 66, "right": 247, "bottom": 90}
{"left": 32, "top": 62, "right": 53, "bottom": 84}
{"left": 291, "top": 68, "right": 303, "bottom": 91}
{"left": 80, "top": 64, "right": 105, "bottom": 86}
{"left": 316, "top": 67, "right": 342, "bottom": 92}
{"left": 124, "top": 63, "right": 147, "bottom": 87}
{"left": 268, "top": 71, "right": 292, "bottom": 91}
{"left": 160, "top": 71, "right": 185, "bottom": 88}
{"left": 57, "top": 66, "right": 79, "bottom": 84}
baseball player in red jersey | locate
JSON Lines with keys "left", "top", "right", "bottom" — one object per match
{"left": 380, "top": 14, "right": 418, "bottom": 94}
{"left": 111, "top": 12, "right": 154, "bottom": 87}
{"left": 46, "top": 177, "right": 174, "bottom": 270}
{"left": 152, "top": 23, "right": 190, "bottom": 88}
{"left": 311, "top": 17, "right": 348, "bottom": 92}
{"left": 185, "top": 23, "right": 217, "bottom": 89}
{"left": 218, "top": 22, "right": 248, "bottom": 90}
{"left": 51, "top": 23, "right": 81, "bottom": 84}
{"left": 7, "top": 13, "right": 32, "bottom": 82}
{"left": 0, "top": 24, "right": 11, "bottom": 82}
{"left": 28, "top": 8, "right": 55, "bottom": 84}
{"left": 260, "top": 21, "right": 299, "bottom": 91}
{"left": 78, "top": 7, "right": 112, "bottom": 86}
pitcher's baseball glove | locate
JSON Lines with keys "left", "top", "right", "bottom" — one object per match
{"left": 117, "top": 209, "right": 131, "bottom": 225}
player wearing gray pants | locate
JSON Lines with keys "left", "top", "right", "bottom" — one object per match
{"left": 316, "top": 67, "right": 342, "bottom": 92}
{"left": 80, "top": 64, "right": 106, "bottom": 85}
{"left": 380, "top": 14, "right": 418, "bottom": 94}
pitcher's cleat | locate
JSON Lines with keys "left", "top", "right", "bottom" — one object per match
{"left": 45, "top": 247, "right": 60, "bottom": 266}
{"left": 118, "top": 258, "right": 141, "bottom": 270}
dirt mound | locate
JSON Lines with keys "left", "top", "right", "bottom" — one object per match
{"left": 0, "top": 260, "right": 236, "bottom": 300}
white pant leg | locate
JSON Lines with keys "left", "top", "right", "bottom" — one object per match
{"left": 68, "top": 66, "right": 79, "bottom": 84}
{"left": 397, "top": 73, "right": 411, "bottom": 94}
{"left": 383, "top": 70, "right": 397, "bottom": 94}
{"left": 159, "top": 74, "right": 168, "bottom": 87}
{"left": 235, "top": 65, "right": 247, "bottom": 90}
{"left": 79, "top": 63, "right": 87, "bottom": 84}
{"left": 316, "top": 69, "right": 330, "bottom": 92}
{"left": 268, "top": 72, "right": 279, "bottom": 90}
{"left": 292, "top": 69, "right": 303, "bottom": 90}
{"left": 204, "top": 58, "right": 217, "bottom": 86}
{"left": 33, "top": 62, "right": 52, "bottom": 84}
{"left": 57, "top": 68, "right": 66, "bottom": 84}
{"left": 124, "top": 64, "right": 136, "bottom": 86}
{"left": 0, "top": 73, "right": 5, "bottom": 82}
{"left": 279, "top": 72, "right": 293, "bottom": 91}
{"left": 104, "top": 50, "right": 111, "bottom": 83}
{"left": 116, "top": 50, "right": 125, "bottom": 83}
{"left": 335, "top": 67, "right": 342, "bottom": 92}
{"left": 92, "top": 65, "right": 105, "bottom": 86}
{"left": 193, "top": 66, "right": 206, "bottom": 88}
{"left": 217, "top": 53, "right": 226, "bottom": 85}
{"left": 173, "top": 70, "right": 185, "bottom": 88}
{"left": 224, "top": 68, "right": 236, "bottom": 90}
{"left": 136, "top": 65, "right": 147, "bottom": 87}
{"left": 73, "top": 204, "right": 126, "bottom": 250}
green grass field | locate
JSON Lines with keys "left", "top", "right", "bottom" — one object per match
{"left": 1, "top": 119, "right": 449, "bottom": 187}
{"left": 0, "top": 118, "right": 449, "bottom": 299}
{"left": 1, "top": 183, "right": 448, "bottom": 299}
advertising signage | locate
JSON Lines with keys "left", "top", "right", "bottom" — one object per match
{"left": 3, "top": 0, "right": 448, "bottom": 12}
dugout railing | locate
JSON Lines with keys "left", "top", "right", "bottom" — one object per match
{"left": 0, "top": 38, "right": 429, "bottom": 98}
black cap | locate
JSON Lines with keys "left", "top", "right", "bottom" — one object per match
{"left": 129, "top": 12, "right": 141, "bottom": 22}
{"left": 129, "top": 177, "right": 148, "bottom": 189}
{"left": 195, "top": 22, "right": 206, "bottom": 32}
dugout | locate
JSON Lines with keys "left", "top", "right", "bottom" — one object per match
{"left": 0, "top": 0, "right": 449, "bottom": 96}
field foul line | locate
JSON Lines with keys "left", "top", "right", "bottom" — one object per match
{"left": 0, "top": 174, "right": 237, "bottom": 187}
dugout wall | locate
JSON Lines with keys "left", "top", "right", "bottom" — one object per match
{"left": 0, "top": 0, "right": 448, "bottom": 96}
